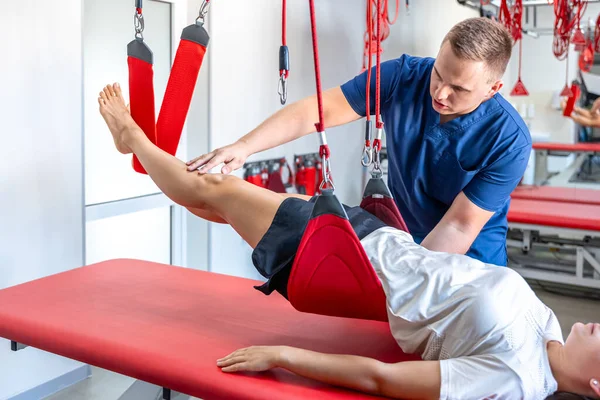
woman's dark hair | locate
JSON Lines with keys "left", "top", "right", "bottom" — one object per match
{"left": 546, "top": 392, "right": 596, "bottom": 400}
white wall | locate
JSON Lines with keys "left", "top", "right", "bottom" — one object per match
{"left": 0, "top": 1, "right": 89, "bottom": 398}
{"left": 186, "top": 0, "right": 211, "bottom": 272}
{"left": 409, "top": 0, "right": 478, "bottom": 58}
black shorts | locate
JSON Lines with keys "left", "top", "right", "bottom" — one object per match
{"left": 252, "top": 197, "right": 387, "bottom": 299}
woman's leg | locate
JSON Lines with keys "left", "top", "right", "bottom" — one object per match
{"left": 187, "top": 193, "right": 311, "bottom": 223}
{"left": 98, "top": 83, "right": 287, "bottom": 248}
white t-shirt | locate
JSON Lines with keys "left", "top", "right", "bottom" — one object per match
{"left": 360, "top": 226, "right": 565, "bottom": 400}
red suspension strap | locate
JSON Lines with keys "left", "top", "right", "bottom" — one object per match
{"left": 128, "top": 0, "right": 157, "bottom": 174}
{"left": 156, "top": 0, "right": 210, "bottom": 157}
{"left": 369, "top": 0, "right": 385, "bottom": 173}
{"left": 278, "top": 0, "right": 290, "bottom": 105}
{"left": 361, "top": 0, "right": 374, "bottom": 167}
{"left": 127, "top": 0, "right": 210, "bottom": 173}
{"left": 308, "top": 0, "right": 332, "bottom": 190}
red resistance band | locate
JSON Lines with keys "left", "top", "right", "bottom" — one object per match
{"left": 128, "top": 22, "right": 209, "bottom": 174}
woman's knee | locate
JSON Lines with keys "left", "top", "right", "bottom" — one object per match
{"left": 197, "top": 172, "right": 242, "bottom": 193}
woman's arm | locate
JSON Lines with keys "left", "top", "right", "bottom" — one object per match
{"left": 217, "top": 345, "right": 441, "bottom": 400}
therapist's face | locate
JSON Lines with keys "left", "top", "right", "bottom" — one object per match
{"left": 430, "top": 41, "right": 503, "bottom": 117}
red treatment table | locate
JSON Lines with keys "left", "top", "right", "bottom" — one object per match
{"left": 507, "top": 197, "right": 600, "bottom": 289}
{"left": 512, "top": 185, "right": 600, "bottom": 206}
{"left": 511, "top": 185, "right": 600, "bottom": 205}
{"left": 532, "top": 142, "right": 600, "bottom": 153}
{"left": 0, "top": 259, "right": 417, "bottom": 400}
{"left": 532, "top": 142, "right": 600, "bottom": 185}
{"left": 508, "top": 198, "right": 600, "bottom": 232}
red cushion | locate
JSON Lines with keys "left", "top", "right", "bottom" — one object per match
{"left": 360, "top": 197, "right": 409, "bottom": 232}
{"left": 0, "top": 260, "right": 416, "bottom": 399}
{"left": 288, "top": 214, "right": 388, "bottom": 322}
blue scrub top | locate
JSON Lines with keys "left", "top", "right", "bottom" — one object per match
{"left": 341, "top": 55, "right": 532, "bottom": 266}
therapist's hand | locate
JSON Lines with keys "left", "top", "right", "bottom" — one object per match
{"left": 186, "top": 140, "right": 251, "bottom": 174}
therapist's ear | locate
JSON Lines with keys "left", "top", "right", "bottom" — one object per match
{"left": 591, "top": 378, "right": 599, "bottom": 397}
{"left": 484, "top": 80, "right": 503, "bottom": 100}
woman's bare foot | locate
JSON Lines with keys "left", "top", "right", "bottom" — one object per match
{"left": 98, "top": 83, "right": 138, "bottom": 154}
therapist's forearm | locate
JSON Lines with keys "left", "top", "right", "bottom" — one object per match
{"left": 237, "top": 87, "right": 358, "bottom": 155}
{"left": 238, "top": 96, "right": 318, "bottom": 154}
{"left": 420, "top": 220, "right": 475, "bottom": 255}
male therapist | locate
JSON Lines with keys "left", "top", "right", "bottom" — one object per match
{"left": 187, "top": 17, "right": 532, "bottom": 266}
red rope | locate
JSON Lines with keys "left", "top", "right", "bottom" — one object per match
{"left": 280, "top": 0, "right": 288, "bottom": 79}
{"left": 365, "top": 0, "right": 373, "bottom": 123}
{"left": 375, "top": 0, "right": 383, "bottom": 129}
{"left": 385, "top": 0, "right": 400, "bottom": 25}
{"left": 362, "top": 0, "right": 398, "bottom": 72}
{"left": 309, "top": 0, "right": 324, "bottom": 134}
{"left": 553, "top": 0, "right": 586, "bottom": 60}
{"left": 282, "top": 0, "right": 287, "bottom": 47}
{"left": 518, "top": 35, "right": 523, "bottom": 79}
{"left": 498, "top": 0, "right": 523, "bottom": 42}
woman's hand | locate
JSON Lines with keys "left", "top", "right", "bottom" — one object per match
{"left": 217, "top": 346, "right": 285, "bottom": 373}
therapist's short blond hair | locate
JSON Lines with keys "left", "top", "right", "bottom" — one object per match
{"left": 442, "top": 17, "right": 513, "bottom": 82}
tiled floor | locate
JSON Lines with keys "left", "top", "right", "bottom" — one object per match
{"left": 44, "top": 288, "right": 599, "bottom": 400}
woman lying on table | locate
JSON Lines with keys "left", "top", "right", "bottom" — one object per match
{"left": 98, "top": 82, "right": 600, "bottom": 400}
